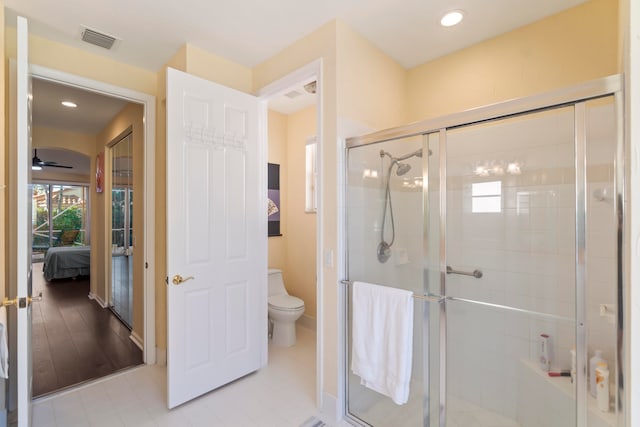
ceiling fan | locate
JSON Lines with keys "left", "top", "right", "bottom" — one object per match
{"left": 32, "top": 149, "right": 73, "bottom": 170}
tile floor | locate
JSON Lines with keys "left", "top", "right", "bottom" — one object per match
{"left": 33, "top": 326, "right": 326, "bottom": 427}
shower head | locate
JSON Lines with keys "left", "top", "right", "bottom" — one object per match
{"left": 395, "top": 162, "right": 411, "bottom": 176}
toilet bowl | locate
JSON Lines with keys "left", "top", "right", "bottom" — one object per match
{"left": 268, "top": 269, "right": 305, "bottom": 347}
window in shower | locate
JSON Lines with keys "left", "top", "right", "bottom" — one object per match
{"left": 471, "top": 180, "right": 502, "bottom": 213}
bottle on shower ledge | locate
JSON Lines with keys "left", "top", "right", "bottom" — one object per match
{"left": 539, "top": 334, "right": 550, "bottom": 372}
{"left": 590, "top": 350, "right": 605, "bottom": 397}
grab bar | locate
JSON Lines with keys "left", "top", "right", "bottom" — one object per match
{"left": 446, "top": 266, "right": 483, "bottom": 279}
{"left": 340, "top": 280, "right": 444, "bottom": 303}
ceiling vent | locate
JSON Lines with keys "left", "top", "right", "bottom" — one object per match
{"left": 81, "top": 27, "right": 117, "bottom": 50}
{"left": 284, "top": 90, "right": 303, "bottom": 99}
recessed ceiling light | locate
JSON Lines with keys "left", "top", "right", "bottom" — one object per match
{"left": 441, "top": 10, "right": 464, "bottom": 27}
{"left": 61, "top": 101, "right": 78, "bottom": 108}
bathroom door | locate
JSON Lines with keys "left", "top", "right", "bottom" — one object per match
{"left": 433, "top": 106, "right": 581, "bottom": 426}
{"left": 166, "top": 67, "right": 267, "bottom": 409}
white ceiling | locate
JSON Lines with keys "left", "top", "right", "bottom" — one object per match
{"left": 6, "top": 0, "right": 587, "bottom": 71}
{"left": 33, "top": 78, "right": 128, "bottom": 134}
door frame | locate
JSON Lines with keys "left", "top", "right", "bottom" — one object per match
{"left": 29, "top": 64, "right": 157, "bottom": 364}
{"left": 256, "top": 58, "right": 324, "bottom": 409}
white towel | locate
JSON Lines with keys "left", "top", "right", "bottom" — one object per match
{"left": 351, "top": 281, "right": 413, "bottom": 405}
{"left": 0, "top": 306, "right": 8, "bottom": 379}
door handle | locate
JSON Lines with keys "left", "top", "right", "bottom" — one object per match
{"left": 2, "top": 292, "right": 43, "bottom": 308}
{"left": 172, "top": 274, "right": 195, "bottom": 285}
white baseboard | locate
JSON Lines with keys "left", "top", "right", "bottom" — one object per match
{"left": 88, "top": 292, "right": 107, "bottom": 308}
{"left": 321, "top": 391, "right": 341, "bottom": 424}
{"left": 298, "top": 314, "right": 316, "bottom": 331}
{"left": 129, "top": 331, "right": 143, "bottom": 351}
{"left": 156, "top": 348, "right": 167, "bottom": 366}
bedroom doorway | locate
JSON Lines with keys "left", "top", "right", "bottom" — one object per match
{"left": 27, "top": 75, "right": 149, "bottom": 397}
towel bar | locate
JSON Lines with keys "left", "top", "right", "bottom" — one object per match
{"left": 340, "top": 280, "right": 444, "bottom": 303}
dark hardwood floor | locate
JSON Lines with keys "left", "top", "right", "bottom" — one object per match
{"left": 32, "top": 262, "right": 143, "bottom": 397}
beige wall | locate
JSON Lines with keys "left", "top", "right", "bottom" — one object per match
{"left": 254, "top": 19, "right": 341, "bottom": 397}
{"left": 285, "top": 106, "right": 317, "bottom": 318}
{"left": 32, "top": 126, "right": 94, "bottom": 183}
{"left": 336, "top": 21, "right": 407, "bottom": 130}
{"left": 268, "top": 110, "right": 288, "bottom": 270}
{"left": 94, "top": 103, "right": 145, "bottom": 340}
{"left": 407, "top": 0, "right": 619, "bottom": 122}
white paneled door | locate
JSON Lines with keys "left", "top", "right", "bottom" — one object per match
{"left": 166, "top": 68, "right": 267, "bottom": 408}
{"left": 15, "top": 15, "right": 34, "bottom": 427}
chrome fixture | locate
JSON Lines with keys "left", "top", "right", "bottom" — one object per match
{"left": 377, "top": 148, "right": 424, "bottom": 263}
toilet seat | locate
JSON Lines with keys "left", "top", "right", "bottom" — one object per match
{"left": 268, "top": 295, "right": 304, "bottom": 311}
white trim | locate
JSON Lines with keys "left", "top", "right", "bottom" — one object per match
{"left": 297, "top": 314, "right": 316, "bottom": 331}
{"left": 257, "top": 58, "right": 324, "bottom": 411}
{"left": 129, "top": 331, "right": 144, "bottom": 351}
{"left": 87, "top": 292, "right": 108, "bottom": 308}
{"left": 29, "top": 64, "right": 157, "bottom": 365}
{"left": 320, "top": 391, "right": 340, "bottom": 424}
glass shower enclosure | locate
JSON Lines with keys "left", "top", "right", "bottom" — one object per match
{"left": 344, "top": 76, "right": 623, "bottom": 427}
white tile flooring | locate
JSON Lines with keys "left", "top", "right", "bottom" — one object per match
{"left": 33, "top": 326, "right": 327, "bottom": 427}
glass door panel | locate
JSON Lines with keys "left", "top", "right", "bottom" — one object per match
{"left": 444, "top": 106, "right": 577, "bottom": 427}
{"left": 346, "top": 135, "right": 425, "bottom": 426}
{"left": 110, "top": 133, "right": 133, "bottom": 328}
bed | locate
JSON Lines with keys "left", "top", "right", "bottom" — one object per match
{"left": 42, "top": 246, "right": 91, "bottom": 281}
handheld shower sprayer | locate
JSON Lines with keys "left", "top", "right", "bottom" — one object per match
{"left": 377, "top": 147, "right": 424, "bottom": 263}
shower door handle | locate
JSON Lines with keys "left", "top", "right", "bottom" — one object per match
{"left": 446, "top": 266, "right": 483, "bottom": 279}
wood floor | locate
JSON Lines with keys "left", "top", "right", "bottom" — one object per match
{"left": 32, "top": 262, "right": 143, "bottom": 397}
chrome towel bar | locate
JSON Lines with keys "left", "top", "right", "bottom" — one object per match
{"left": 340, "top": 280, "right": 444, "bottom": 303}
{"left": 446, "top": 265, "right": 483, "bottom": 279}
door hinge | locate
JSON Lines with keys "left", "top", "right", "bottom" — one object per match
{"left": 145, "top": 262, "right": 149, "bottom": 269}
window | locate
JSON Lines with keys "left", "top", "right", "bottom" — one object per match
{"left": 32, "top": 183, "right": 89, "bottom": 255}
{"left": 471, "top": 181, "right": 502, "bottom": 213}
{"left": 305, "top": 136, "right": 318, "bottom": 213}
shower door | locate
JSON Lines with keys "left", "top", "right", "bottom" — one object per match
{"left": 346, "top": 135, "right": 426, "bottom": 426}
{"left": 345, "top": 84, "right": 621, "bottom": 427}
{"left": 434, "top": 106, "right": 579, "bottom": 427}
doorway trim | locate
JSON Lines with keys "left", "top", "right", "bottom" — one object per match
{"left": 29, "top": 64, "right": 157, "bottom": 365}
{"left": 256, "top": 58, "right": 324, "bottom": 409}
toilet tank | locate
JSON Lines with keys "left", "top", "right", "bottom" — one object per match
{"left": 268, "top": 268, "right": 287, "bottom": 297}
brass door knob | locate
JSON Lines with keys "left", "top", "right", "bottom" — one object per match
{"left": 172, "top": 274, "right": 195, "bottom": 285}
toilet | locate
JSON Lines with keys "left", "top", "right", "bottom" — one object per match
{"left": 268, "top": 269, "right": 305, "bottom": 347}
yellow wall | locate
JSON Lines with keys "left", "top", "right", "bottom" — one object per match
{"left": 407, "top": 0, "right": 619, "bottom": 122}
{"left": 336, "top": 21, "right": 407, "bottom": 130}
{"left": 31, "top": 126, "right": 94, "bottom": 183}
{"left": 254, "top": 19, "right": 341, "bottom": 396}
{"left": 268, "top": 110, "right": 288, "bottom": 270}
{"left": 285, "top": 106, "right": 317, "bottom": 318}
{"left": 5, "top": 29, "right": 157, "bottom": 96}
{"left": 94, "top": 103, "right": 145, "bottom": 340}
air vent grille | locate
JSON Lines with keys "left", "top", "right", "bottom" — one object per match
{"left": 284, "top": 90, "right": 302, "bottom": 99}
{"left": 81, "top": 28, "right": 116, "bottom": 50}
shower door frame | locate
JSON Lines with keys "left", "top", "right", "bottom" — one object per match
{"left": 343, "top": 74, "right": 625, "bottom": 427}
